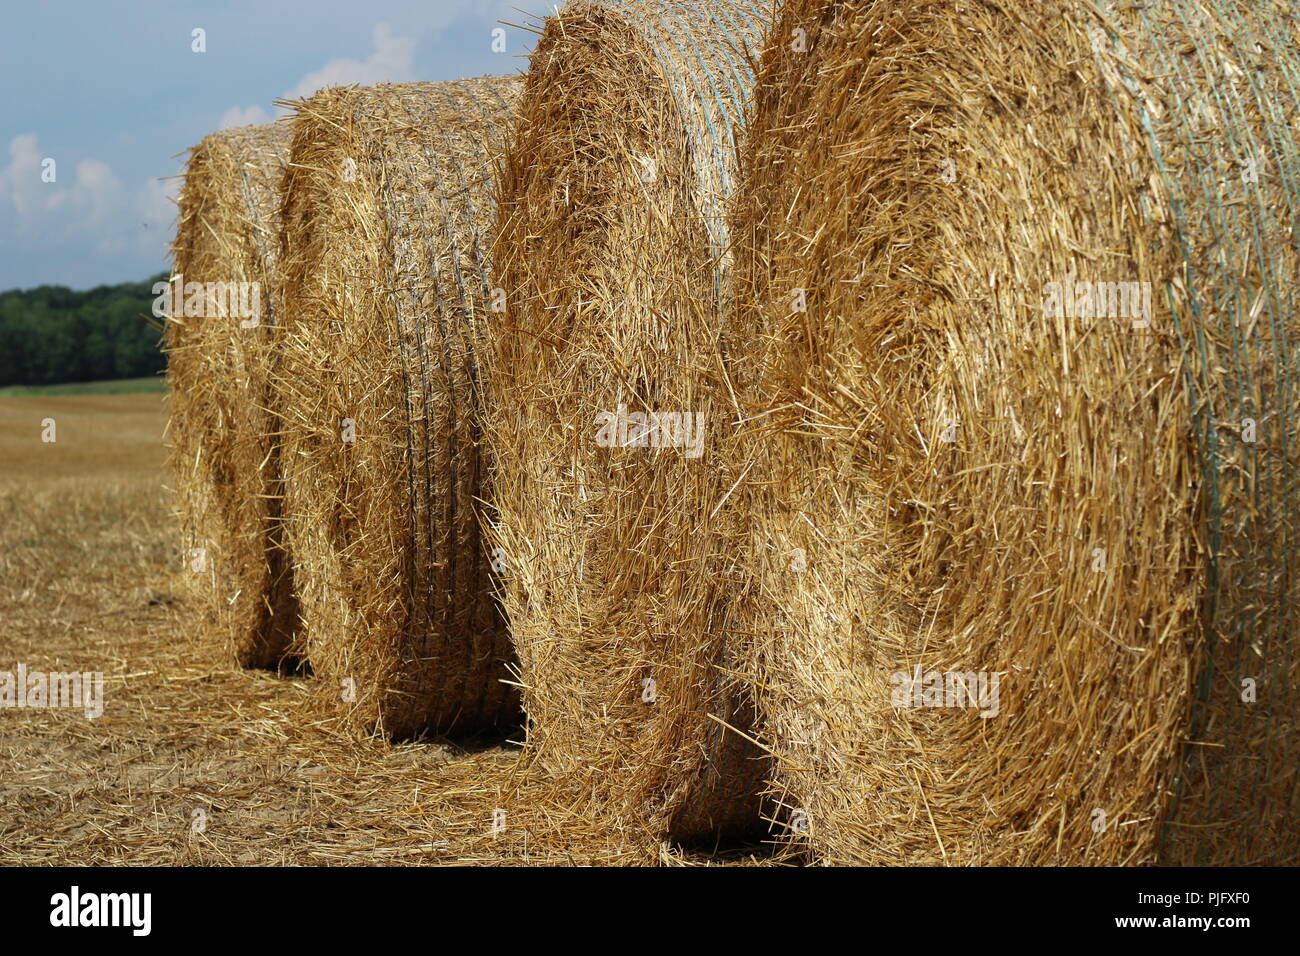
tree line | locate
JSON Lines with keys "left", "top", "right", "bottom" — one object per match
{"left": 0, "top": 274, "right": 167, "bottom": 386}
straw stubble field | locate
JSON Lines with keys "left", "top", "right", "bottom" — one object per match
{"left": 0, "top": 395, "right": 779, "bottom": 865}
{"left": 7, "top": 0, "right": 1298, "bottom": 869}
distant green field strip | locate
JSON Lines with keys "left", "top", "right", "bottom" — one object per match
{"left": 0, "top": 377, "right": 167, "bottom": 397}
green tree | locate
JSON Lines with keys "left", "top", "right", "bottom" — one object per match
{"left": 0, "top": 274, "right": 166, "bottom": 387}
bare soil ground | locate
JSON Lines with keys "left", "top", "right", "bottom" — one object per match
{"left": 0, "top": 395, "right": 776, "bottom": 865}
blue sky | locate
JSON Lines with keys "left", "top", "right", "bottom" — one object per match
{"left": 0, "top": 0, "right": 541, "bottom": 290}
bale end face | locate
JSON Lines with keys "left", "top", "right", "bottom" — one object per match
{"left": 731, "top": 0, "right": 1299, "bottom": 865}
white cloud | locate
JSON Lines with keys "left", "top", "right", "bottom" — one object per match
{"left": 281, "top": 22, "right": 417, "bottom": 103}
{"left": 2, "top": 132, "right": 45, "bottom": 220}
{"left": 0, "top": 132, "right": 177, "bottom": 259}
{"left": 217, "top": 104, "right": 272, "bottom": 130}
{"left": 72, "top": 160, "right": 122, "bottom": 229}
{"left": 140, "top": 176, "right": 179, "bottom": 227}
{"left": 217, "top": 22, "right": 417, "bottom": 127}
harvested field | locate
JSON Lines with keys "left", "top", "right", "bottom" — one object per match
{"left": 10, "top": 0, "right": 1294, "bottom": 873}
{"left": 0, "top": 395, "right": 777, "bottom": 866}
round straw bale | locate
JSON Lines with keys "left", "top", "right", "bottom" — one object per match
{"left": 483, "top": 0, "right": 775, "bottom": 841}
{"left": 730, "top": 0, "right": 1300, "bottom": 864}
{"left": 166, "top": 121, "right": 299, "bottom": 670}
{"left": 275, "top": 78, "right": 522, "bottom": 739}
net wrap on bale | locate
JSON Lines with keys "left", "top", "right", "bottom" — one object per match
{"left": 484, "top": 0, "right": 777, "bottom": 842}
{"left": 166, "top": 121, "right": 299, "bottom": 670}
{"left": 276, "top": 78, "right": 522, "bottom": 739}
{"left": 730, "top": 0, "right": 1299, "bottom": 865}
